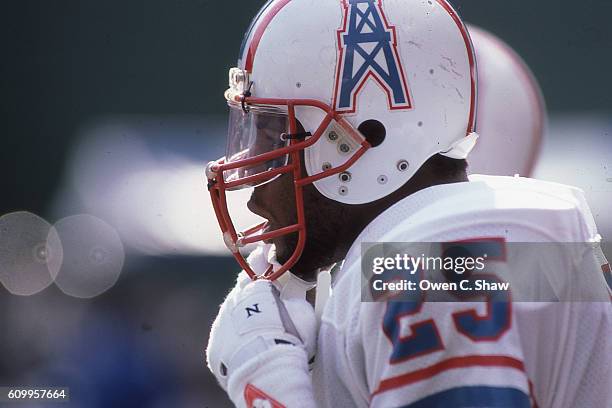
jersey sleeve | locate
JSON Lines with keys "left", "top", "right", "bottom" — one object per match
{"left": 358, "top": 298, "right": 536, "bottom": 407}
{"left": 346, "top": 230, "right": 611, "bottom": 407}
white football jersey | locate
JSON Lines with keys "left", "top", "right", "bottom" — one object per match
{"left": 312, "top": 176, "right": 611, "bottom": 407}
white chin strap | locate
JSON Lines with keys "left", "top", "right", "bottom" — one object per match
{"left": 440, "top": 132, "right": 479, "bottom": 159}
{"left": 314, "top": 269, "right": 332, "bottom": 324}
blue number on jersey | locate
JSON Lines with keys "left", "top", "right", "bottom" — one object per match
{"left": 383, "top": 239, "right": 511, "bottom": 361}
{"left": 383, "top": 301, "right": 444, "bottom": 363}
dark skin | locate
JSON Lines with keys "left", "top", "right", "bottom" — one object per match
{"left": 248, "top": 153, "right": 468, "bottom": 280}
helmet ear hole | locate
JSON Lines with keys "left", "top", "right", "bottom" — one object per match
{"left": 358, "top": 120, "right": 386, "bottom": 147}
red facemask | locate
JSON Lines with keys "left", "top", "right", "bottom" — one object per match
{"left": 206, "top": 73, "right": 370, "bottom": 280}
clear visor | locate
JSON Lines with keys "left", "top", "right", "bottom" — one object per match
{"left": 224, "top": 102, "right": 289, "bottom": 189}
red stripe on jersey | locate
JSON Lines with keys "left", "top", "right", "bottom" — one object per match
{"left": 372, "top": 355, "right": 526, "bottom": 397}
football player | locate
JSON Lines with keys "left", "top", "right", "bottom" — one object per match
{"left": 205, "top": 1, "right": 611, "bottom": 407}
{"left": 466, "top": 24, "right": 545, "bottom": 178}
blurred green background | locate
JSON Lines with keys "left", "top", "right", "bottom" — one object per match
{"left": 2, "top": 0, "right": 611, "bottom": 215}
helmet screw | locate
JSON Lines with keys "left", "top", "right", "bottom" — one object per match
{"left": 339, "top": 143, "right": 350, "bottom": 153}
{"left": 397, "top": 160, "right": 409, "bottom": 172}
{"left": 322, "top": 162, "right": 332, "bottom": 171}
{"left": 338, "top": 186, "right": 349, "bottom": 196}
{"left": 377, "top": 175, "right": 388, "bottom": 184}
{"left": 339, "top": 172, "right": 352, "bottom": 182}
{"left": 328, "top": 131, "right": 339, "bottom": 141}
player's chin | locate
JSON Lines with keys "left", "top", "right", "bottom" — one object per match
{"left": 272, "top": 233, "right": 298, "bottom": 265}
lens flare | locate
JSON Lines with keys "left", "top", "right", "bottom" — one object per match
{"left": 52, "top": 214, "right": 124, "bottom": 298}
{"left": 0, "top": 211, "right": 63, "bottom": 296}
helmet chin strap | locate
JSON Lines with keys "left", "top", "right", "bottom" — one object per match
{"left": 314, "top": 268, "right": 332, "bottom": 324}
{"left": 248, "top": 242, "right": 332, "bottom": 324}
{"left": 440, "top": 132, "right": 479, "bottom": 159}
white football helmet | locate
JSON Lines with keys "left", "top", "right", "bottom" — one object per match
{"left": 207, "top": 0, "right": 478, "bottom": 279}
{"left": 467, "top": 24, "right": 546, "bottom": 177}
